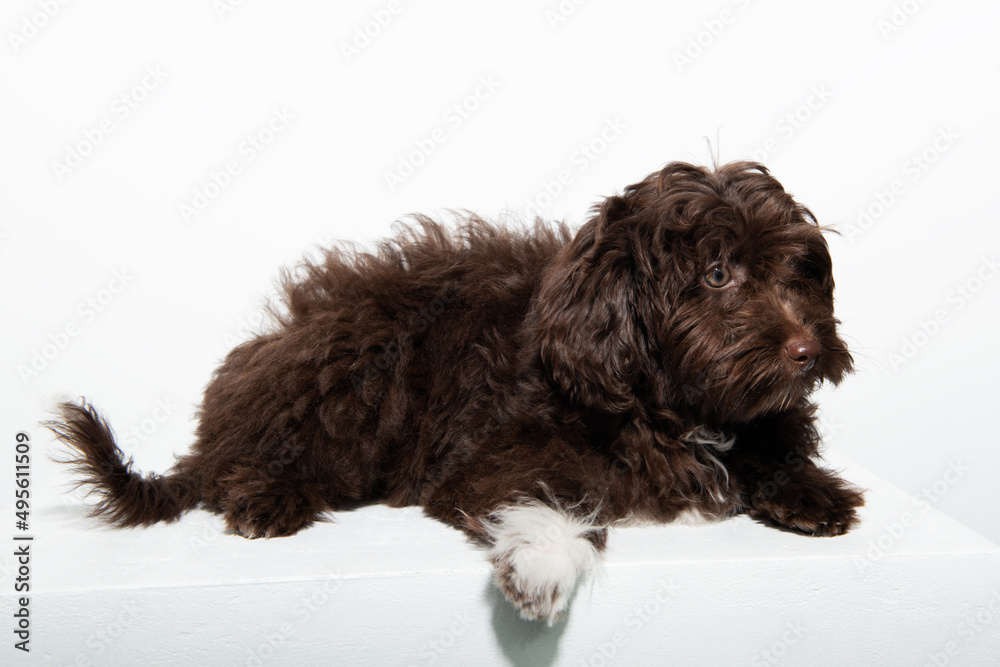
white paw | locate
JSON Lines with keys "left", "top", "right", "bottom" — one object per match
{"left": 485, "top": 502, "right": 602, "bottom": 625}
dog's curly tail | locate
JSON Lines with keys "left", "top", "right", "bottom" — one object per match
{"left": 46, "top": 400, "right": 201, "bottom": 527}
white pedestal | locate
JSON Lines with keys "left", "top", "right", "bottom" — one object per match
{"left": 4, "top": 453, "right": 999, "bottom": 666}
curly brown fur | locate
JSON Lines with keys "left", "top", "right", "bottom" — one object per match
{"left": 48, "top": 161, "right": 864, "bottom": 621}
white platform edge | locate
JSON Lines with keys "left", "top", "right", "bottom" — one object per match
{"left": 1, "top": 451, "right": 997, "bottom": 666}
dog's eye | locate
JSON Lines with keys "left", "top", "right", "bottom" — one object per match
{"left": 795, "top": 255, "right": 829, "bottom": 287}
{"left": 704, "top": 266, "right": 731, "bottom": 288}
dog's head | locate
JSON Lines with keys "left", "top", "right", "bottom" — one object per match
{"left": 532, "top": 161, "right": 853, "bottom": 424}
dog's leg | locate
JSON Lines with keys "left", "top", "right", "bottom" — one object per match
{"left": 742, "top": 461, "right": 865, "bottom": 536}
{"left": 217, "top": 461, "right": 328, "bottom": 539}
{"left": 729, "top": 406, "right": 865, "bottom": 536}
{"left": 481, "top": 500, "right": 606, "bottom": 625}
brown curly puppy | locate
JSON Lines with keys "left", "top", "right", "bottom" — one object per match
{"left": 49, "top": 161, "right": 864, "bottom": 624}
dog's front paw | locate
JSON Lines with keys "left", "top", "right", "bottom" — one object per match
{"left": 492, "top": 548, "right": 573, "bottom": 625}
{"left": 484, "top": 502, "right": 603, "bottom": 625}
{"left": 751, "top": 476, "right": 864, "bottom": 537}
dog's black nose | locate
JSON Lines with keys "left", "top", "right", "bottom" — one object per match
{"left": 786, "top": 339, "right": 821, "bottom": 371}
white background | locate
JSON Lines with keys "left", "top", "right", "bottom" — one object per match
{"left": 1, "top": 0, "right": 998, "bottom": 574}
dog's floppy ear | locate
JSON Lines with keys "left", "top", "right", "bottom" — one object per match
{"left": 531, "top": 197, "right": 641, "bottom": 413}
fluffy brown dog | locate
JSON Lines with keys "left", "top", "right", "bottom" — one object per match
{"left": 50, "top": 161, "right": 863, "bottom": 624}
